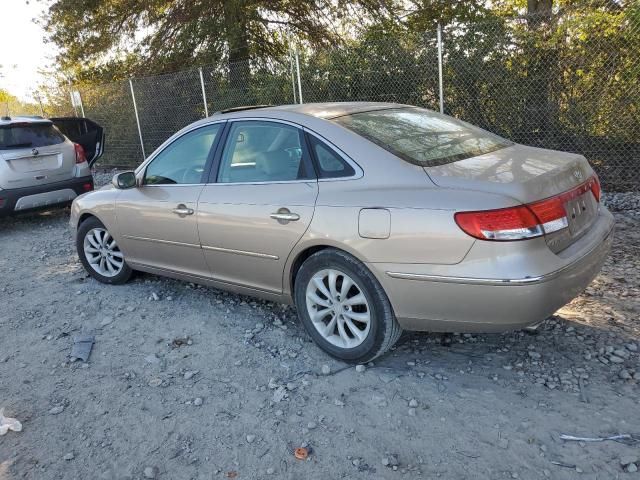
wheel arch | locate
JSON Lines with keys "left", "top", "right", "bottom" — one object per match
{"left": 78, "top": 212, "right": 98, "bottom": 227}
{"left": 285, "top": 241, "right": 369, "bottom": 299}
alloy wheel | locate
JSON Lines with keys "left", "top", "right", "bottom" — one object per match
{"left": 83, "top": 227, "right": 124, "bottom": 277}
{"left": 305, "top": 268, "right": 371, "bottom": 349}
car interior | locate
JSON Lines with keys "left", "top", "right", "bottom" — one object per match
{"left": 144, "top": 126, "right": 220, "bottom": 185}
{"left": 218, "top": 122, "right": 306, "bottom": 183}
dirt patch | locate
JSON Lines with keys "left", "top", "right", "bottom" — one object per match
{"left": 0, "top": 179, "right": 638, "bottom": 479}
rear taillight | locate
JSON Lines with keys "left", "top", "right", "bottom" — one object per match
{"left": 455, "top": 175, "right": 600, "bottom": 241}
{"left": 82, "top": 183, "right": 93, "bottom": 192}
{"left": 590, "top": 174, "right": 601, "bottom": 202}
{"left": 74, "top": 143, "right": 87, "bottom": 164}
{"left": 455, "top": 205, "right": 543, "bottom": 241}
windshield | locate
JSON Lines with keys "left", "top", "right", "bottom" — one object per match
{"left": 333, "top": 107, "right": 512, "bottom": 167}
{"left": 0, "top": 123, "right": 66, "bottom": 150}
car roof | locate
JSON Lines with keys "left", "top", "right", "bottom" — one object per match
{"left": 269, "top": 102, "right": 405, "bottom": 119}
{"left": 0, "top": 116, "right": 52, "bottom": 126}
{"left": 211, "top": 102, "right": 407, "bottom": 121}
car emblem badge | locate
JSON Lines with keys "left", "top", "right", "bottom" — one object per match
{"left": 573, "top": 170, "right": 582, "bottom": 180}
{"left": 32, "top": 148, "right": 39, "bottom": 156}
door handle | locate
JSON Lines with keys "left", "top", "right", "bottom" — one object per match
{"left": 270, "top": 209, "right": 300, "bottom": 223}
{"left": 172, "top": 204, "right": 194, "bottom": 216}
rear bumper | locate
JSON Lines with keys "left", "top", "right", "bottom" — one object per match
{"left": 0, "top": 176, "right": 94, "bottom": 217}
{"left": 370, "top": 208, "right": 615, "bottom": 333}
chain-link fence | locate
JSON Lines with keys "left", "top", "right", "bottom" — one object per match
{"left": 67, "top": 7, "right": 638, "bottom": 191}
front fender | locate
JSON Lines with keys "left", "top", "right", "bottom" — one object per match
{"left": 69, "top": 188, "right": 120, "bottom": 244}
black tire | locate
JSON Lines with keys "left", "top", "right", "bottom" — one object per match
{"left": 77, "top": 216, "right": 132, "bottom": 285}
{"left": 294, "top": 248, "right": 402, "bottom": 363}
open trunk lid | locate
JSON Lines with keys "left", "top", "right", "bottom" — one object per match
{"left": 425, "top": 144, "right": 600, "bottom": 252}
{"left": 50, "top": 117, "right": 105, "bottom": 167}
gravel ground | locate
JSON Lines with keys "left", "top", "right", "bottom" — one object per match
{"left": 1, "top": 172, "right": 639, "bottom": 480}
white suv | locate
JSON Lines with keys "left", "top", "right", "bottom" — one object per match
{"left": 0, "top": 116, "right": 103, "bottom": 217}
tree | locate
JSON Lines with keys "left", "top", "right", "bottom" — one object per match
{"left": 44, "top": 0, "right": 393, "bottom": 85}
{"left": 0, "top": 89, "right": 42, "bottom": 117}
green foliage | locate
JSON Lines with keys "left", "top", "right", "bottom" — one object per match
{"left": 45, "top": 0, "right": 392, "bottom": 83}
{"left": 0, "top": 89, "right": 42, "bottom": 117}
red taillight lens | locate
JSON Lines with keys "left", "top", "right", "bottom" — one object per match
{"left": 74, "top": 143, "right": 87, "bottom": 164}
{"left": 590, "top": 175, "right": 601, "bottom": 202}
{"left": 455, "top": 205, "right": 543, "bottom": 241}
{"left": 82, "top": 183, "right": 93, "bottom": 192}
{"left": 455, "top": 175, "right": 600, "bottom": 241}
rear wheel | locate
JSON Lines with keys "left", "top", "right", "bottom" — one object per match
{"left": 294, "top": 249, "right": 402, "bottom": 363}
{"left": 77, "top": 217, "right": 132, "bottom": 284}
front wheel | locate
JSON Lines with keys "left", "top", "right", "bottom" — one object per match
{"left": 77, "top": 217, "right": 132, "bottom": 285}
{"left": 294, "top": 249, "right": 402, "bottom": 363}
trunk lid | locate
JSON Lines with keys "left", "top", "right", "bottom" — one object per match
{"left": 425, "top": 144, "right": 599, "bottom": 252}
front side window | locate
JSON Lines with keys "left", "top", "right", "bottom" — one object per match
{"left": 0, "top": 122, "right": 65, "bottom": 150}
{"left": 144, "top": 124, "right": 221, "bottom": 185}
{"left": 334, "top": 107, "right": 512, "bottom": 167}
{"left": 218, "top": 121, "right": 310, "bottom": 183}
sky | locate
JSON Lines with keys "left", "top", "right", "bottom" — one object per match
{"left": 0, "top": 0, "right": 56, "bottom": 101}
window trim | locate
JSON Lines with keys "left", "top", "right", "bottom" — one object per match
{"left": 208, "top": 118, "right": 317, "bottom": 185}
{"left": 135, "top": 120, "right": 227, "bottom": 187}
{"left": 303, "top": 129, "right": 362, "bottom": 181}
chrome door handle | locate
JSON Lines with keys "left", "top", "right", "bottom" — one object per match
{"left": 172, "top": 205, "right": 194, "bottom": 216}
{"left": 270, "top": 211, "right": 300, "bottom": 222}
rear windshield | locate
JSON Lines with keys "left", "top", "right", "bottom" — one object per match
{"left": 0, "top": 123, "right": 65, "bottom": 150}
{"left": 333, "top": 107, "right": 512, "bottom": 167}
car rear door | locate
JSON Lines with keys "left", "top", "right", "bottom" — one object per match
{"left": 50, "top": 117, "right": 104, "bottom": 166}
{"left": 197, "top": 119, "right": 318, "bottom": 294}
{"left": 0, "top": 121, "right": 76, "bottom": 189}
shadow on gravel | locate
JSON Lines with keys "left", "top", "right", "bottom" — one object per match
{"left": 0, "top": 208, "right": 71, "bottom": 233}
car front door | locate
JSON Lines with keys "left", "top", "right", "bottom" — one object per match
{"left": 197, "top": 120, "right": 318, "bottom": 294}
{"left": 115, "top": 122, "right": 223, "bottom": 277}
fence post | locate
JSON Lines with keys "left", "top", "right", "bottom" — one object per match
{"left": 437, "top": 22, "right": 444, "bottom": 114}
{"left": 129, "top": 78, "right": 146, "bottom": 160}
{"left": 199, "top": 67, "right": 209, "bottom": 117}
{"left": 34, "top": 92, "right": 44, "bottom": 117}
{"left": 68, "top": 80, "right": 78, "bottom": 117}
{"left": 294, "top": 47, "right": 303, "bottom": 104}
{"left": 289, "top": 46, "right": 297, "bottom": 104}
{"left": 77, "top": 91, "right": 86, "bottom": 118}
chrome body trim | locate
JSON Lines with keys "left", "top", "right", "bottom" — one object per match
{"left": 122, "top": 235, "right": 200, "bottom": 249}
{"left": 386, "top": 225, "right": 615, "bottom": 286}
{"left": 201, "top": 244, "right": 279, "bottom": 260}
{"left": 385, "top": 271, "right": 545, "bottom": 286}
{"left": 121, "top": 235, "right": 278, "bottom": 260}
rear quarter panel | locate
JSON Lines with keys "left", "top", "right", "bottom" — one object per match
{"left": 283, "top": 174, "right": 523, "bottom": 296}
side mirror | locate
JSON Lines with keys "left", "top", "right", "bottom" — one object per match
{"left": 112, "top": 171, "right": 137, "bottom": 189}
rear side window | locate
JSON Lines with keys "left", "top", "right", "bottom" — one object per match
{"left": 333, "top": 107, "right": 512, "bottom": 167}
{"left": 308, "top": 135, "right": 355, "bottom": 179}
{"left": 217, "top": 121, "right": 312, "bottom": 183}
{"left": 0, "top": 123, "right": 65, "bottom": 150}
